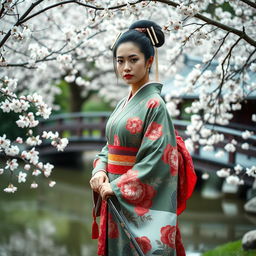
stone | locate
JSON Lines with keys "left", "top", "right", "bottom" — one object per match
{"left": 242, "top": 230, "right": 256, "bottom": 251}
{"left": 244, "top": 197, "right": 256, "bottom": 214}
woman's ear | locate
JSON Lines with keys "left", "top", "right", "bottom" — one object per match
{"left": 147, "top": 56, "right": 154, "bottom": 69}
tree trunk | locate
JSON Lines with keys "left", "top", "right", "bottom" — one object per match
{"left": 69, "top": 81, "right": 84, "bottom": 112}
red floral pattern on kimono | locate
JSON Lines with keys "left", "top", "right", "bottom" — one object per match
{"left": 117, "top": 170, "right": 156, "bottom": 216}
{"left": 108, "top": 213, "right": 119, "bottom": 239}
{"left": 160, "top": 225, "right": 176, "bottom": 249}
{"left": 134, "top": 236, "right": 152, "bottom": 254}
{"left": 145, "top": 122, "right": 163, "bottom": 140}
{"left": 126, "top": 117, "right": 143, "bottom": 134}
{"left": 162, "top": 144, "right": 178, "bottom": 176}
{"left": 113, "top": 134, "right": 120, "bottom": 146}
{"left": 147, "top": 98, "right": 160, "bottom": 108}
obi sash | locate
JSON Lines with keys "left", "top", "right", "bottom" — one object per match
{"left": 107, "top": 145, "right": 138, "bottom": 175}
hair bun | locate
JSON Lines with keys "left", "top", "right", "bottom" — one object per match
{"left": 129, "top": 20, "right": 165, "bottom": 48}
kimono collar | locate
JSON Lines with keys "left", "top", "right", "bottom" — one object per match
{"left": 126, "top": 82, "right": 163, "bottom": 105}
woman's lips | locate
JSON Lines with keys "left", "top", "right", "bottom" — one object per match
{"left": 123, "top": 74, "right": 133, "bottom": 79}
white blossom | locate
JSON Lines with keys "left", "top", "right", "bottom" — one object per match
{"left": 5, "top": 145, "right": 19, "bottom": 156}
{"left": 56, "top": 138, "right": 69, "bottom": 151}
{"left": 32, "top": 169, "right": 41, "bottom": 176}
{"left": 49, "top": 181, "right": 56, "bottom": 187}
{"left": 0, "top": 168, "right": 4, "bottom": 175}
{"left": 202, "top": 173, "right": 209, "bottom": 180}
{"left": 4, "top": 184, "right": 17, "bottom": 193}
{"left": 16, "top": 137, "right": 23, "bottom": 143}
{"left": 0, "top": 134, "right": 11, "bottom": 149}
{"left": 26, "top": 136, "right": 42, "bottom": 146}
{"left": 202, "top": 145, "right": 214, "bottom": 152}
{"left": 44, "top": 163, "right": 54, "bottom": 177}
{"left": 215, "top": 150, "right": 224, "bottom": 158}
{"left": 216, "top": 168, "right": 230, "bottom": 178}
{"left": 37, "top": 162, "right": 43, "bottom": 169}
{"left": 24, "top": 164, "right": 31, "bottom": 170}
{"left": 226, "top": 175, "right": 240, "bottom": 185}
{"left": 242, "top": 130, "right": 253, "bottom": 139}
{"left": 224, "top": 143, "right": 236, "bottom": 152}
{"left": 18, "top": 171, "right": 27, "bottom": 183}
{"left": 31, "top": 182, "right": 38, "bottom": 189}
{"left": 5, "top": 159, "right": 18, "bottom": 171}
{"left": 184, "top": 138, "right": 194, "bottom": 153}
{"left": 246, "top": 166, "right": 256, "bottom": 178}
{"left": 166, "top": 101, "right": 180, "bottom": 117}
{"left": 241, "top": 143, "right": 249, "bottom": 150}
{"left": 250, "top": 63, "right": 256, "bottom": 72}
{"left": 0, "top": 99, "right": 11, "bottom": 112}
{"left": 21, "top": 148, "right": 39, "bottom": 165}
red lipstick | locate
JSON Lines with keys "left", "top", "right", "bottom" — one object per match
{"left": 123, "top": 74, "right": 133, "bottom": 80}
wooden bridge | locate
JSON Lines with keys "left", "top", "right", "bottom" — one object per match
{"left": 37, "top": 112, "right": 256, "bottom": 177}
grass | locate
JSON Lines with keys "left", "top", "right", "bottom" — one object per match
{"left": 203, "top": 240, "right": 256, "bottom": 256}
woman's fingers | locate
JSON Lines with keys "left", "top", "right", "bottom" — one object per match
{"left": 99, "top": 183, "right": 114, "bottom": 200}
{"left": 89, "top": 172, "right": 108, "bottom": 192}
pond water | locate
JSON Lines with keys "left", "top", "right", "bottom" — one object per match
{"left": 0, "top": 152, "right": 255, "bottom": 256}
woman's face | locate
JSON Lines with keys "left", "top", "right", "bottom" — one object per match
{"left": 116, "top": 42, "right": 153, "bottom": 89}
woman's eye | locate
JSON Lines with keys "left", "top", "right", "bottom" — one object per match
{"left": 131, "top": 58, "right": 138, "bottom": 63}
{"left": 117, "top": 59, "right": 123, "bottom": 64}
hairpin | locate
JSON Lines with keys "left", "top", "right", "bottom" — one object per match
{"left": 134, "top": 28, "right": 147, "bottom": 33}
{"left": 110, "top": 32, "right": 122, "bottom": 50}
{"left": 146, "top": 28, "right": 155, "bottom": 46}
{"left": 150, "top": 26, "right": 159, "bottom": 44}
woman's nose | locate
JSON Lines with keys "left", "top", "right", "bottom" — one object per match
{"left": 124, "top": 61, "right": 131, "bottom": 72}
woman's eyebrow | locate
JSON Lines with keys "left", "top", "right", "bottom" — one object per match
{"left": 117, "top": 54, "right": 138, "bottom": 58}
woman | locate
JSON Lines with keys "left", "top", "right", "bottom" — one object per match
{"left": 90, "top": 20, "right": 196, "bottom": 256}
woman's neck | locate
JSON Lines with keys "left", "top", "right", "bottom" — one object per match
{"left": 130, "top": 76, "right": 149, "bottom": 95}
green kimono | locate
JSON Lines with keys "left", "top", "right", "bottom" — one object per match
{"left": 93, "top": 82, "right": 181, "bottom": 256}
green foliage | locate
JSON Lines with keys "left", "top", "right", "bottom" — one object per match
{"left": 53, "top": 80, "right": 70, "bottom": 114}
{"left": 82, "top": 96, "right": 113, "bottom": 112}
{"left": 53, "top": 80, "right": 113, "bottom": 113}
{"left": 203, "top": 240, "right": 256, "bottom": 256}
{"left": 0, "top": 111, "right": 27, "bottom": 140}
{"left": 180, "top": 100, "right": 193, "bottom": 120}
{"left": 207, "top": 1, "right": 235, "bottom": 17}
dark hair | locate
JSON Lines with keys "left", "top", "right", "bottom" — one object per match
{"left": 113, "top": 20, "right": 165, "bottom": 61}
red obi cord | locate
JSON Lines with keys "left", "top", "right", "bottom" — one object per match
{"left": 107, "top": 145, "right": 138, "bottom": 175}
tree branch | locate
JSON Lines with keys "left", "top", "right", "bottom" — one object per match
{"left": 19, "top": 0, "right": 143, "bottom": 24}
{"left": 240, "top": 0, "right": 256, "bottom": 9}
{"left": 215, "top": 37, "right": 243, "bottom": 97}
{"left": 0, "top": 0, "right": 143, "bottom": 49}
{"left": 152, "top": 0, "right": 256, "bottom": 47}
{"left": 0, "top": 0, "right": 44, "bottom": 48}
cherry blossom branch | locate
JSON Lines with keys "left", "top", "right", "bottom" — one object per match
{"left": 240, "top": 0, "right": 256, "bottom": 9}
{"left": 0, "top": 2, "right": 5, "bottom": 18}
{"left": 153, "top": 0, "right": 256, "bottom": 47}
{"left": 227, "top": 49, "right": 256, "bottom": 80}
{"left": 0, "top": 0, "right": 44, "bottom": 48}
{"left": 216, "top": 37, "right": 243, "bottom": 97}
{"left": 17, "top": 0, "right": 143, "bottom": 24}
{"left": 185, "top": 32, "right": 230, "bottom": 88}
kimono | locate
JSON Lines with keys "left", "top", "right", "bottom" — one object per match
{"left": 92, "top": 82, "right": 195, "bottom": 256}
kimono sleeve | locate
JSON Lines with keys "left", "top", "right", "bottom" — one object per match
{"left": 91, "top": 98, "right": 126, "bottom": 176}
{"left": 110, "top": 102, "right": 178, "bottom": 216}
{"left": 92, "top": 144, "right": 108, "bottom": 176}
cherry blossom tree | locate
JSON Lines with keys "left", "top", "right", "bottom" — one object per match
{"left": 1, "top": 0, "right": 255, "bottom": 192}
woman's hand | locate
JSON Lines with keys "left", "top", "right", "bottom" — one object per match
{"left": 99, "top": 182, "right": 114, "bottom": 201}
{"left": 89, "top": 171, "right": 109, "bottom": 193}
